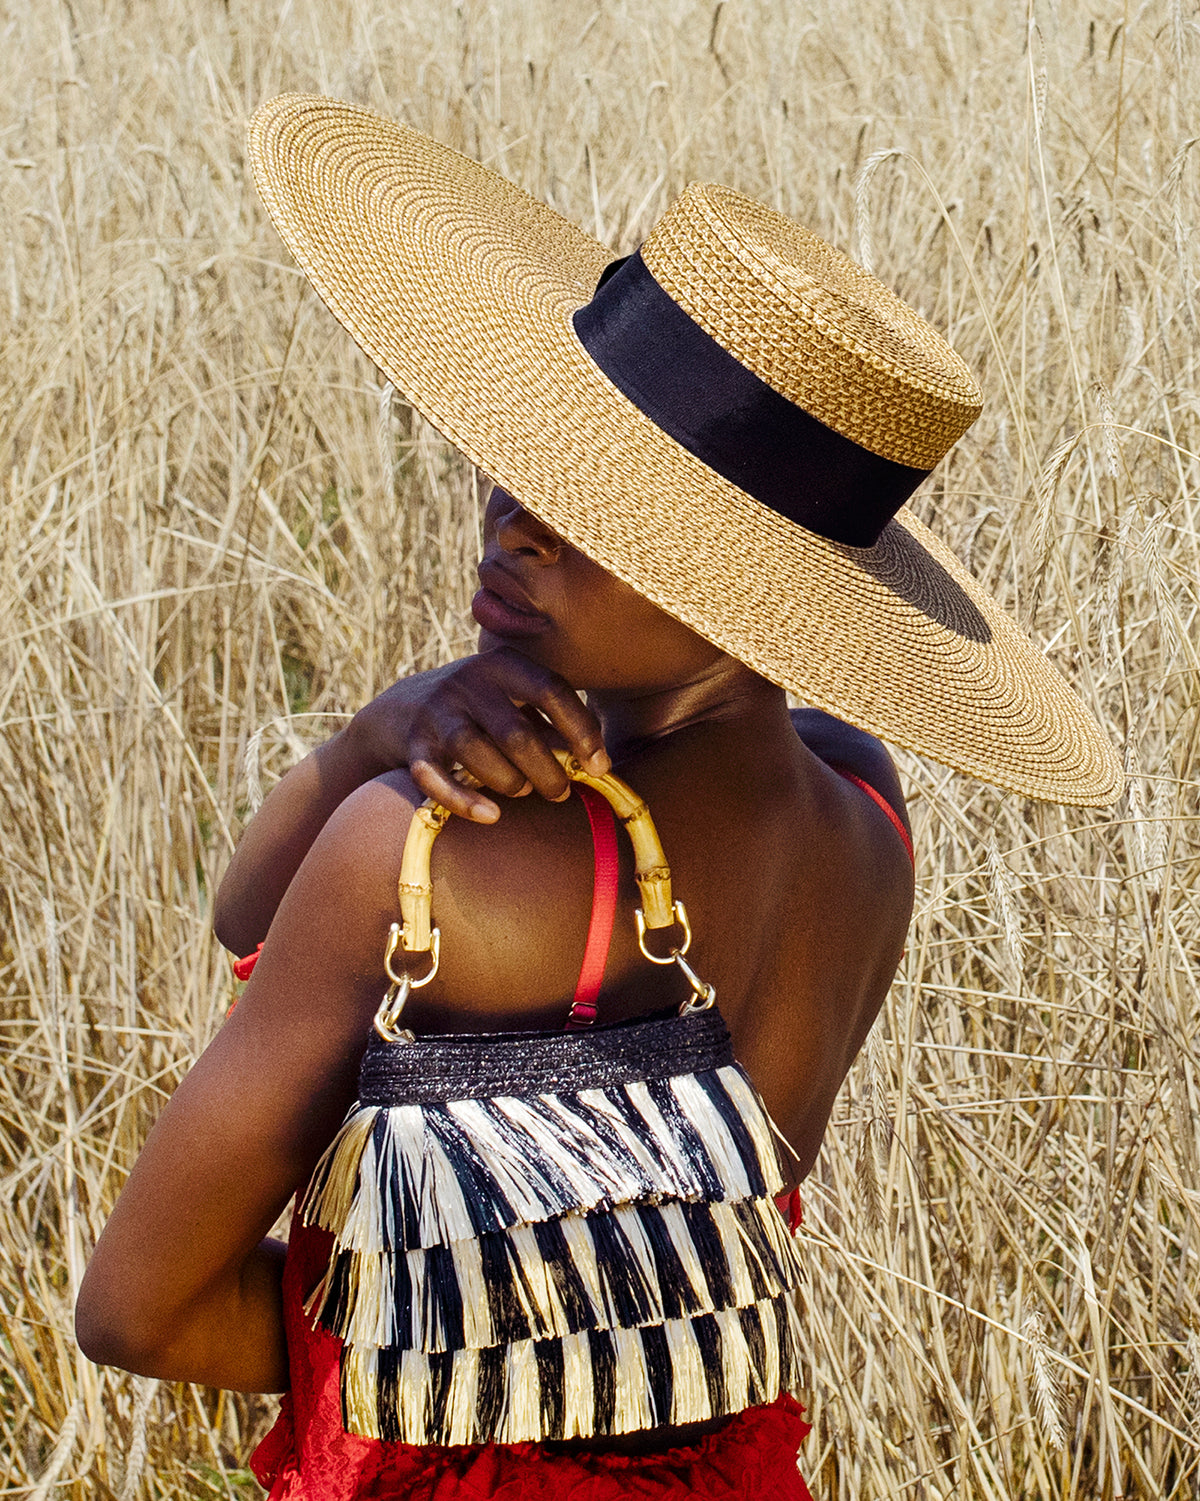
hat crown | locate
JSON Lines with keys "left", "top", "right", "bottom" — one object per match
{"left": 640, "top": 183, "right": 982, "bottom": 470}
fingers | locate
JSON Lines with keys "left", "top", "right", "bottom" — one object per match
{"left": 440, "top": 693, "right": 573, "bottom": 803}
{"left": 482, "top": 650, "right": 610, "bottom": 777}
{"left": 524, "top": 686, "right": 610, "bottom": 778}
{"left": 407, "top": 696, "right": 568, "bottom": 817}
{"left": 453, "top": 705, "right": 559, "bottom": 798}
{"left": 389, "top": 649, "right": 611, "bottom": 822}
{"left": 408, "top": 754, "right": 501, "bottom": 823}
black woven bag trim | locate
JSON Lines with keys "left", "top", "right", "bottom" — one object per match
{"left": 358, "top": 1006, "right": 734, "bottom": 1105}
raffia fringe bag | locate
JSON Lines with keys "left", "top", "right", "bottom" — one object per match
{"left": 300, "top": 753, "right": 805, "bottom": 1446}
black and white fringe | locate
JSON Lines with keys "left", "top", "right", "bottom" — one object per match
{"left": 302, "top": 1057, "right": 804, "bottom": 1445}
{"left": 309, "top": 1193, "right": 803, "bottom": 1352}
{"left": 340, "top": 1292, "right": 805, "bottom": 1445}
{"left": 303, "top": 1065, "right": 784, "bottom": 1252}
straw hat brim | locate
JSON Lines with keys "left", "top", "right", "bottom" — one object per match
{"left": 249, "top": 95, "right": 1123, "bottom": 806}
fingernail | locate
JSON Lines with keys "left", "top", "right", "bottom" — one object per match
{"left": 516, "top": 780, "right": 532, "bottom": 796}
{"left": 585, "top": 750, "right": 611, "bottom": 775}
{"left": 553, "top": 788, "right": 571, "bottom": 802}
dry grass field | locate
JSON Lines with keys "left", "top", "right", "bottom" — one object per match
{"left": 2, "top": 1, "right": 1198, "bottom": 1496}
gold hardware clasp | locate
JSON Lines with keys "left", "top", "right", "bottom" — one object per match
{"left": 674, "top": 950, "right": 717, "bottom": 1014}
{"left": 635, "top": 902, "right": 716, "bottom": 1014}
{"left": 636, "top": 901, "right": 692, "bottom": 963}
{"left": 374, "top": 923, "right": 440, "bottom": 1042}
{"left": 384, "top": 922, "right": 440, "bottom": 989}
{"left": 374, "top": 972, "right": 415, "bottom": 1042}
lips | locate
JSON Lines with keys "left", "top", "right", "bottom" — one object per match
{"left": 472, "top": 559, "right": 552, "bottom": 638}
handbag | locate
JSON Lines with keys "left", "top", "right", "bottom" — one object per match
{"left": 301, "top": 752, "right": 805, "bottom": 1446}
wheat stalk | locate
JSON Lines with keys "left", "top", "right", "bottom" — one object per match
{"left": 27, "top": 1398, "right": 83, "bottom": 1501}
{"left": 984, "top": 833, "right": 1024, "bottom": 989}
{"left": 116, "top": 1377, "right": 158, "bottom": 1501}
{"left": 3, "top": 5, "right": 1198, "bottom": 1497}
{"left": 1021, "top": 1306, "right": 1067, "bottom": 1452}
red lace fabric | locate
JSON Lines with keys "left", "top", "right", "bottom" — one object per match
{"left": 251, "top": 1218, "right": 813, "bottom": 1500}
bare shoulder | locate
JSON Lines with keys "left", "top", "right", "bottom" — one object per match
{"left": 286, "top": 769, "right": 424, "bottom": 966}
{"left": 227, "top": 770, "right": 427, "bottom": 1065}
{"left": 723, "top": 721, "right": 913, "bottom": 1179}
{"left": 279, "top": 769, "right": 600, "bottom": 1032}
{"left": 804, "top": 740, "right": 914, "bottom": 956}
{"left": 789, "top": 708, "right": 915, "bottom": 933}
{"left": 789, "top": 706, "right": 911, "bottom": 837}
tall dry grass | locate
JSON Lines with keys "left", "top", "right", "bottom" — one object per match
{"left": 1, "top": 1, "right": 1197, "bottom": 1496}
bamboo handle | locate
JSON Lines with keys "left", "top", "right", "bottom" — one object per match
{"left": 552, "top": 753, "right": 675, "bottom": 929}
{"left": 396, "top": 802, "right": 451, "bottom": 953}
{"left": 396, "top": 749, "right": 676, "bottom": 954}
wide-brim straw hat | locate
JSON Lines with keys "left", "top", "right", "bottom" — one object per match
{"left": 248, "top": 95, "right": 1123, "bottom": 806}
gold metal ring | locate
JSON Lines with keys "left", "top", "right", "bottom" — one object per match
{"left": 383, "top": 922, "right": 440, "bottom": 989}
{"left": 635, "top": 901, "right": 692, "bottom": 964}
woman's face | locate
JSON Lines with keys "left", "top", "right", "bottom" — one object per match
{"left": 472, "top": 486, "right": 729, "bottom": 693}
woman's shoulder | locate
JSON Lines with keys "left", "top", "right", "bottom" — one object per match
{"left": 629, "top": 708, "right": 911, "bottom": 896}
{"left": 299, "top": 715, "right": 912, "bottom": 1036}
{"left": 312, "top": 766, "right": 606, "bottom": 1029}
{"left": 789, "top": 706, "right": 911, "bottom": 838}
{"left": 606, "top": 714, "right": 913, "bottom": 1002}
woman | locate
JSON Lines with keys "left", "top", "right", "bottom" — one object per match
{"left": 76, "top": 96, "right": 1121, "bottom": 1499}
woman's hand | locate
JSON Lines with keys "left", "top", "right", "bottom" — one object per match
{"left": 352, "top": 647, "right": 610, "bottom": 823}
{"left": 213, "top": 650, "right": 608, "bottom": 956}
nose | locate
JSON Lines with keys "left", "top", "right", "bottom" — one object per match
{"left": 490, "top": 487, "right": 563, "bottom": 563}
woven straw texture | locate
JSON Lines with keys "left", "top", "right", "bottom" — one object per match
{"left": 247, "top": 94, "right": 1123, "bottom": 806}
{"left": 641, "top": 183, "right": 981, "bottom": 469}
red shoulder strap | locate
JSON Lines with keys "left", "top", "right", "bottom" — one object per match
{"left": 564, "top": 785, "right": 620, "bottom": 1030}
{"left": 833, "top": 767, "right": 914, "bottom": 866}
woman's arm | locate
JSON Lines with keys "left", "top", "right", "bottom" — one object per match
{"left": 214, "top": 651, "right": 609, "bottom": 956}
{"left": 78, "top": 775, "right": 424, "bottom": 1391}
{"left": 78, "top": 756, "right": 612, "bottom": 1390}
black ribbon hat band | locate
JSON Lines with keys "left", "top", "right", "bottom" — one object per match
{"left": 572, "top": 252, "right": 930, "bottom": 549}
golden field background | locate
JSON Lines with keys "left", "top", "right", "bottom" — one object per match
{"left": 2, "top": 1, "right": 1198, "bottom": 1496}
